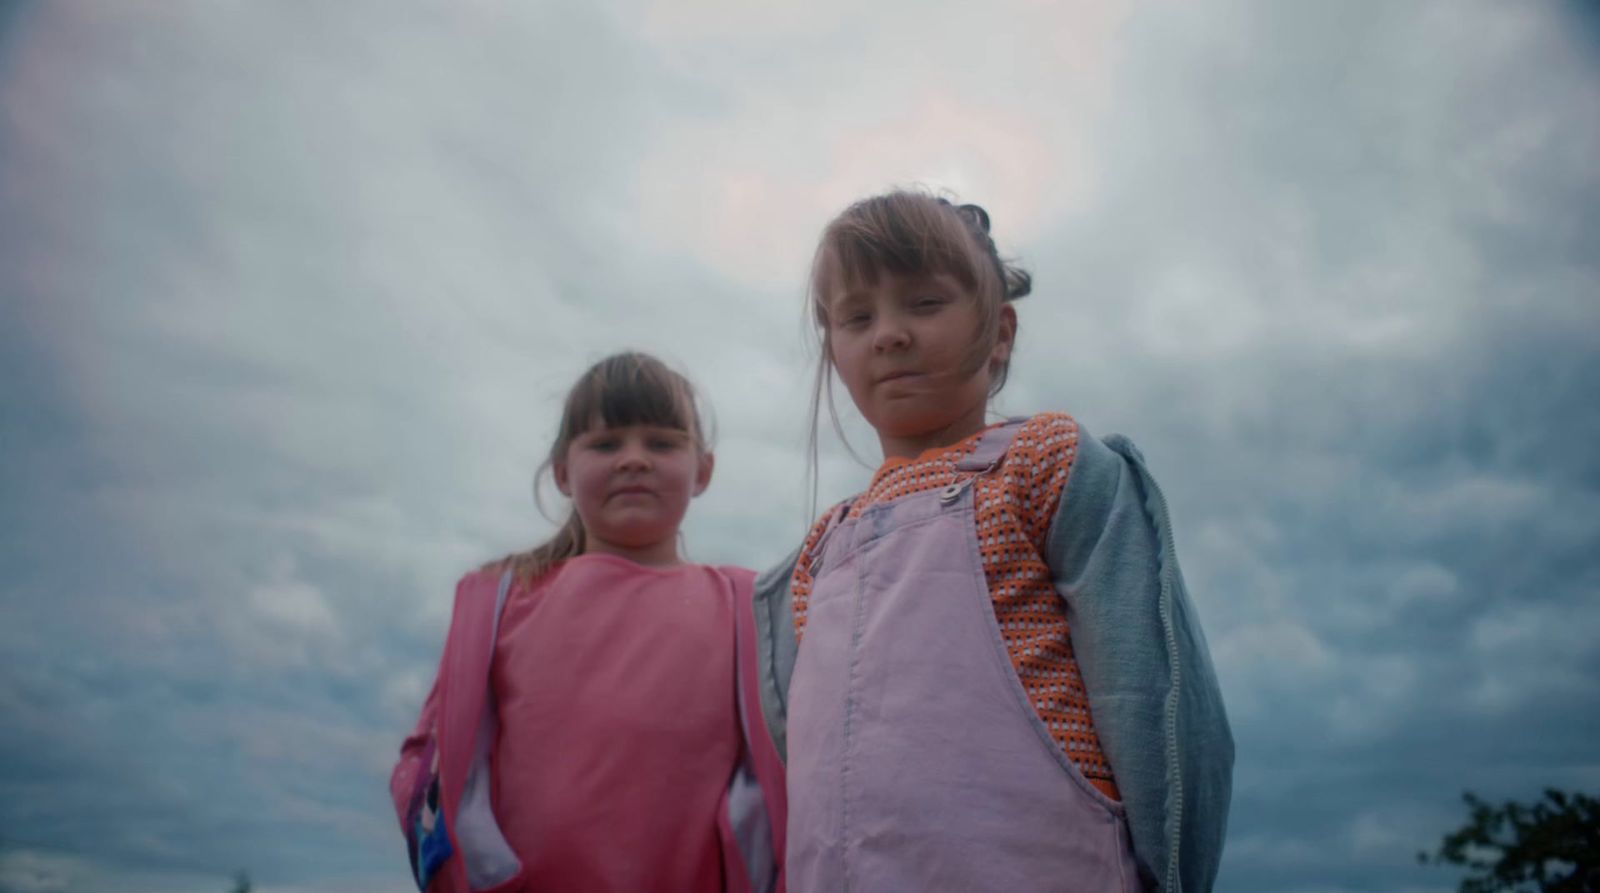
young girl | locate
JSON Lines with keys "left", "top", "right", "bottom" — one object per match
{"left": 750, "top": 192, "right": 1233, "bottom": 892}
{"left": 391, "top": 352, "right": 786, "bottom": 893}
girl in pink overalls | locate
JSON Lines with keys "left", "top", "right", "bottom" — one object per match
{"left": 392, "top": 352, "right": 786, "bottom": 893}
{"left": 751, "top": 192, "right": 1234, "bottom": 892}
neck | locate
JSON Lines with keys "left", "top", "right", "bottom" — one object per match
{"left": 581, "top": 535, "right": 684, "bottom": 568}
{"left": 876, "top": 400, "right": 991, "bottom": 461}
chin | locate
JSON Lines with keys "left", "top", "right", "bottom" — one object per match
{"left": 597, "top": 527, "right": 663, "bottom": 547}
{"left": 872, "top": 408, "right": 957, "bottom": 440}
{"left": 597, "top": 516, "right": 683, "bottom": 547}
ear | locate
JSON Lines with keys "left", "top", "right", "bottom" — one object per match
{"left": 992, "top": 303, "right": 1018, "bottom": 366}
{"left": 553, "top": 459, "right": 573, "bottom": 497}
{"left": 692, "top": 450, "right": 715, "bottom": 497}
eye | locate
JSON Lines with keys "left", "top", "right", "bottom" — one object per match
{"left": 911, "top": 294, "right": 948, "bottom": 312}
{"left": 836, "top": 311, "right": 871, "bottom": 330}
{"left": 587, "top": 437, "right": 620, "bottom": 453}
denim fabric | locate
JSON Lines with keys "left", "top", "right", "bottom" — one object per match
{"left": 1049, "top": 428, "right": 1234, "bottom": 892}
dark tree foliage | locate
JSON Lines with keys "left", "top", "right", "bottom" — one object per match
{"left": 1419, "top": 790, "right": 1600, "bottom": 893}
{"left": 228, "top": 870, "right": 251, "bottom": 893}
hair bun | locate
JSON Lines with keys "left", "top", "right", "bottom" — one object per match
{"left": 938, "top": 197, "right": 1029, "bottom": 301}
{"left": 936, "top": 197, "right": 993, "bottom": 234}
{"left": 957, "top": 203, "right": 991, "bottom": 234}
{"left": 1003, "top": 267, "right": 1033, "bottom": 301}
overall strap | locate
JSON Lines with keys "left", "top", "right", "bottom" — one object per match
{"left": 956, "top": 417, "right": 1028, "bottom": 471}
{"left": 807, "top": 499, "right": 854, "bottom": 576}
{"left": 938, "top": 418, "right": 1028, "bottom": 506}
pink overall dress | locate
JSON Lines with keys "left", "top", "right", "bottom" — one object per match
{"left": 786, "top": 421, "right": 1142, "bottom": 892}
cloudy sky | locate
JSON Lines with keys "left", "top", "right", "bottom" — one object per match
{"left": 2, "top": 1, "right": 1597, "bottom": 891}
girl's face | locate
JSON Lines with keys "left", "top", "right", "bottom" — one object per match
{"left": 827, "top": 271, "right": 1015, "bottom": 460}
{"left": 554, "top": 422, "right": 713, "bottom": 566}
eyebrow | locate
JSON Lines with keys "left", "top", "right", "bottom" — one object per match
{"left": 645, "top": 427, "right": 691, "bottom": 439}
{"left": 826, "top": 290, "right": 869, "bottom": 317}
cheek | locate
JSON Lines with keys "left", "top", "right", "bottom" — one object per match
{"left": 832, "top": 340, "right": 869, "bottom": 384}
{"left": 668, "top": 457, "right": 704, "bottom": 493}
{"left": 571, "top": 464, "right": 610, "bottom": 501}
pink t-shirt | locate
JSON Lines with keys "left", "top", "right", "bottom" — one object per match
{"left": 489, "top": 553, "right": 740, "bottom": 892}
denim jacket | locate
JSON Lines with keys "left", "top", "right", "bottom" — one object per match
{"left": 750, "top": 424, "right": 1233, "bottom": 892}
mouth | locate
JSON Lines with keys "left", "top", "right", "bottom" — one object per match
{"left": 877, "top": 370, "right": 924, "bottom": 384}
{"left": 608, "top": 486, "right": 655, "bottom": 500}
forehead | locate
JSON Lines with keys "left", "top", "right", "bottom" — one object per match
{"left": 567, "top": 376, "right": 696, "bottom": 431}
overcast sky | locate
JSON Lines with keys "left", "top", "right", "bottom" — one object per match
{"left": 2, "top": 1, "right": 1597, "bottom": 891}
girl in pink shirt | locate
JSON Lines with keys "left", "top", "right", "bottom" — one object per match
{"left": 391, "top": 352, "right": 786, "bottom": 893}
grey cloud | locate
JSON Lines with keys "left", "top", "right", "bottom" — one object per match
{"left": 2, "top": 0, "right": 1596, "bottom": 891}
{"left": 1003, "top": 3, "right": 1599, "bottom": 889}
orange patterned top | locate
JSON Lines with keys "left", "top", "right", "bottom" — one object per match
{"left": 790, "top": 413, "right": 1120, "bottom": 800}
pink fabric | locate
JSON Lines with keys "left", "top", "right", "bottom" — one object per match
{"left": 390, "top": 569, "right": 503, "bottom": 893}
{"left": 490, "top": 554, "right": 740, "bottom": 893}
{"left": 392, "top": 559, "right": 784, "bottom": 893}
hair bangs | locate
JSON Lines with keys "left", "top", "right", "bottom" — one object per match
{"left": 811, "top": 192, "right": 992, "bottom": 321}
{"left": 554, "top": 353, "right": 703, "bottom": 462}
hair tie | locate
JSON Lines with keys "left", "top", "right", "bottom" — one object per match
{"left": 958, "top": 203, "right": 991, "bottom": 234}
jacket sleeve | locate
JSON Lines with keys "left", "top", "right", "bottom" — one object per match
{"left": 1047, "top": 429, "right": 1234, "bottom": 893}
{"left": 751, "top": 547, "right": 802, "bottom": 764}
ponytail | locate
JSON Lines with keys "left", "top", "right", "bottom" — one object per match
{"left": 497, "top": 509, "right": 586, "bottom": 585}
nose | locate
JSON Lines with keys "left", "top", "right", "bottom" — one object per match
{"left": 616, "top": 441, "right": 652, "bottom": 472}
{"left": 871, "top": 313, "right": 911, "bottom": 353}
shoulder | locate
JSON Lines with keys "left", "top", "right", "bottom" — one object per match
{"left": 998, "top": 412, "right": 1083, "bottom": 480}
{"left": 451, "top": 564, "right": 513, "bottom": 614}
{"left": 1056, "top": 424, "right": 1145, "bottom": 508}
{"left": 1043, "top": 425, "right": 1170, "bottom": 572}
{"left": 1007, "top": 412, "right": 1081, "bottom": 459}
{"left": 710, "top": 563, "right": 758, "bottom": 594}
{"left": 455, "top": 565, "right": 503, "bottom": 596}
{"left": 713, "top": 564, "right": 757, "bottom": 583}
{"left": 994, "top": 413, "right": 1082, "bottom": 533}
{"left": 1017, "top": 410, "right": 1079, "bottom": 439}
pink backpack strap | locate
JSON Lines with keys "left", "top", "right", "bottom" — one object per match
{"left": 439, "top": 569, "right": 524, "bottom": 893}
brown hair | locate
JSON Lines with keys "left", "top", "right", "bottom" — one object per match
{"left": 492, "top": 351, "right": 708, "bottom": 584}
{"left": 804, "top": 189, "right": 1032, "bottom": 501}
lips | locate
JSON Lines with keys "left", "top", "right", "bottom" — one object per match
{"left": 877, "top": 370, "right": 924, "bottom": 384}
{"left": 608, "top": 485, "right": 655, "bottom": 499}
